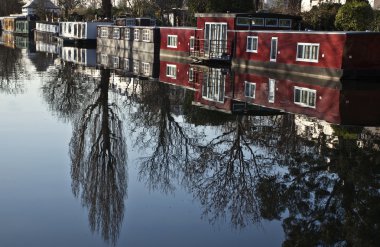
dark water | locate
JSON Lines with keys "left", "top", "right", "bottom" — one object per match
{"left": 0, "top": 37, "right": 379, "bottom": 247}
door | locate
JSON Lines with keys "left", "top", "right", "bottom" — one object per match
{"left": 270, "top": 37, "right": 278, "bottom": 62}
{"left": 204, "top": 22, "right": 227, "bottom": 58}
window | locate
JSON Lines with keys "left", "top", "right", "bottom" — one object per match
{"left": 100, "top": 54, "right": 108, "bottom": 66}
{"left": 166, "top": 64, "right": 177, "bottom": 78}
{"left": 113, "top": 56, "right": 119, "bottom": 68}
{"left": 279, "top": 19, "right": 291, "bottom": 28}
{"left": 189, "top": 67, "right": 194, "bottom": 82}
{"left": 252, "top": 18, "right": 264, "bottom": 26}
{"left": 294, "top": 87, "right": 316, "bottom": 108}
{"left": 134, "top": 29, "right": 140, "bottom": 40}
{"left": 125, "top": 28, "right": 130, "bottom": 40}
{"left": 296, "top": 43, "right": 319, "bottom": 62}
{"left": 244, "top": 81, "right": 256, "bottom": 98}
{"left": 142, "top": 62, "right": 150, "bottom": 76}
{"left": 124, "top": 58, "right": 130, "bottom": 71}
{"left": 113, "top": 28, "right": 120, "bottom": 39}
{"left": 142, "top": 29, "right": 150, "bottom": 42}
{"left": 247, "top": 36, "right": 258, "bottom": 53}
{"left": 265, "top": 18, "right": 278, "bottom": 27}
{"left": 126, "top": 19, "right": 135, "bottom": 26}
{"left": 237, "top": 17, "right": 250, "bottom": 26}
{"left": 268, "top": 79, "right": 275, "bottom": 103}
{"left": 100, "top": 27, "right": 108, "bottom": 38}
{"left": 189, "top": 36, "right": 195, "bottom": 50}
{"left": 133, "top": 60, "right": 139, "bottom": 74}
{"left": 167, "top": 35, "right": 178, "bottom": 48}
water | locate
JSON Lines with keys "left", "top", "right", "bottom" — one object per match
{"left": 0, "top": 38, "right": 379, "bottom": 247}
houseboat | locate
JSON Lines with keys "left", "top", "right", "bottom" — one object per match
{"left": 96, "top": 45, "right": 159, "bottom": 79}
{"left": 60, "top": 46, "right": 97, "bottom": 67}
{"left": 58, "top": 21, "right": 112, "bottom": 46}
{"left": 232, "top": 30, "right": 380, "bottom": 80}
{"left": 0, "top": 15, "right": 37, "bottom": 36}
{"left": 34, "top": 22, "right": 59, "bottom": 42}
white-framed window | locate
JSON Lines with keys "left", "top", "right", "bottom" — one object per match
{"left": 166, "top": 64, "right": 177, "bottom": 78}
{"left": 244, "top": 81, "right": 256, "bottom": 98}
{"left": 167, "top": 35, "right": 178, "bottom": 48}
{"left": 236, "top": 17, "right": 250, "bottom": 26}
{"left": 268, "top": 79, "right": 275, "bottom": 103}
{"left": 296, "top": 43, "right": 319, "bottom": 63}
{"left": 113, "top": 28, "right": 120, "bottom": 39}
{"left": 142, "top": 62, "right": 150, "bottom": 76}
{"left": 189, "top": 67, "right": 194, "bottom": 82}
{"left": 294, "top": 86, "right": 316, "bottom": 108}
{"left": 133, "top": 60, "right": 139, "bottom": 74}
{"left": 265, "top": 18, "right": 278, "bottom": 27}
{"left": 134, "top": 29, "right": 140, "bottom": 41}
{"left": 247, "top": 36, "right": 258, "bottom": 53}
{"left": 100, "top": 27, "right": 108, "bottom": 38}
{"left": 124, "top": 58, "right": 130, "bottom": 71}
{"left": 113, "top": 56, "right": 119, "bottom": 68}
{"left": 189, "top": 36, "right": 195, "bottom": 50}
{"left": 142, "top": 29, "right": 150, "bottom": 42}
{"left": 125, "top": 28, "right": 130, "bottom": 40}
{"left": 279, "top": 19, "right": 292, "bottom": 28}
{"left": 100, "top": 54, "right": 108, "bottom": 66}
{"left": 252, "top": 18, "right": 264, "bottom": 26}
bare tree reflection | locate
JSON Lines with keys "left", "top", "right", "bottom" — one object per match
{"left": 0, "top": 45, "right": 26, "bottom": 94}
{"left": 129, "top": 81, "right": 202, "bottom": 194}
{"left": 189, "top": 114, "right": 280, "bottom": 228}
{"left": 42, "top": 61, "right": 95, "bottom": 122}
{"left": 70, "top": 69, "right": 127, "bottom": 245}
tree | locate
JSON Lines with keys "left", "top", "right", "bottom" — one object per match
{"left": 187, "top": 0, "right": 254, "bottom": 14}
{"left": 302, "top": 3, "right": 342, "bottom": 31}
{"left": 335, "top": 0, "right": 374, "bottom": 31}
{"left": 0, "top": 0, "right": 23, "bottom": 16}
{"left": 57, "top": 0, "right": 86, "bottom": 19}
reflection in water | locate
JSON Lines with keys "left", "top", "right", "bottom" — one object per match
{"left": 0, "top": 44, "right": 26, "bottom": 94}
{"left": 129, "top": 81, "right": 202, "bottom": 194}
{"left": 42, "top": 61, "right": 96, "bottom": 122}
{"left": 69, "top": 69, "right": 127, "bottom": 244}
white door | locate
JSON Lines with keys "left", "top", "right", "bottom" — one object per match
{"left": 204, "top": 22, "right": 227, "bottom": 57}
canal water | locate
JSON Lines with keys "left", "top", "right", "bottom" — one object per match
{"left": 0, "top": 38, "right": 379, "bottom": 247}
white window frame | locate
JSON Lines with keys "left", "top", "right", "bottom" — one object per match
{"left": 125, "top": 28, "right": 130, "bottom": 40}
{"left": 113, "top": 56, "right": 119, "bottom": 68}
{"left": 134, "top": 29, "right": 140, "bottom": 41}
{"left": 167, "top": 35, "right": 178, "bottom": 48}
{"left": 100, "top": 27, "right": 108, "bottom": 38}
{"left": 246, "top": 36, "right": 258, "bottom": 53}
{"left": 270, "top": 37, "right": 278, "bottom": 62}
{"left": 142, "top": 62, "right": 150, "bottom": 76}
{"left": 124, "top": 58, "right": 130, "bottom": 71}
{"left": 244, "top": 81, "right": 256, "bottom": 98}
{"left": 294, "top": 86, "right": 317, "bottom": 108}
{"left": 113, "top": 28, "right": 120, "bottom": 39}
{"left": 189, "top": 36, "right": 195, "bottom": 50}
{"left": 268, "top": 79, "right": 275, "bottom": 103}
{"left": 296, "top": 43, "right": 320, "bottom": 63}
{"left": 166, "top": 64, "right": 177, "bottom": 78}
{"left": 189, "top": 67, "right": 194, "bottom": 82}
{"left": 142, "top": 29, "right": 151, "bottom": 42}
{"left": 133, "top": 60, "right": 139, "bottom": 74}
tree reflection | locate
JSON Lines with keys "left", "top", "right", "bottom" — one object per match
{"left": 70, "top": 69, "right": 127, "bottom": 245}
{"left": 189, "top": 115, "right": 282, "bottom": 228}
{"left": 130, "top": 82, "right": 202, "bottom": 194}
{"left": 0, "top": 45, "right": 26, "bottom": 94}
{"left": 281, "top": 125, "right": 380, "bottom": 247}
{"left": 42, "top": 61, "right": 95, "bottom": 122}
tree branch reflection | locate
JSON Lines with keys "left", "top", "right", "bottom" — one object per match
{"left": 70, "top": 69, "right": 127, "bottom": 245}
{"left": 42, "top": 61, "right": 95, "bottom": 122}
{"left": 0, "top": 45, "right": 26, "bottom": 94}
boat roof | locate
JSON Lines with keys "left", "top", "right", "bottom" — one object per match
{"left": 194, "top": 12, "right": 301, "bottom": 20}
{"left": 23, "top": 0, "right": 59, "bottom": 9}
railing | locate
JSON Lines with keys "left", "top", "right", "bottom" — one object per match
{"left": 190, "top": 39, "right": 231, "bottom": 60}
